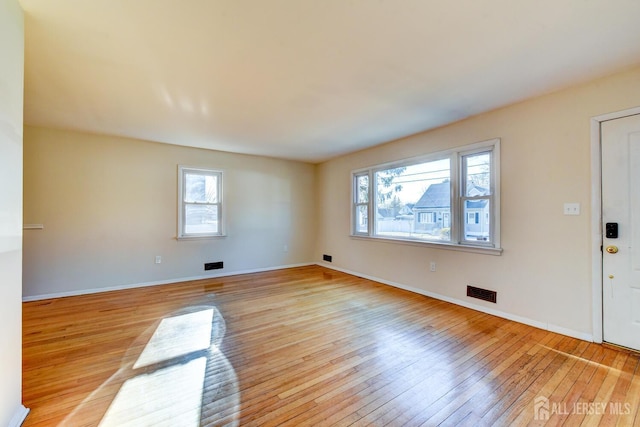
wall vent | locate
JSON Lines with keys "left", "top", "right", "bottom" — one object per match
{"left": 323, "top": 254, "right": 332, "bottom": 262}
{"left": 467, "top": 285, "right": 497, "bottom": 303}
{"left": 205, "top": 261, "right": 223, "bottom": 271}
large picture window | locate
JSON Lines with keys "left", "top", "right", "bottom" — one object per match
{"left": 178, "top": 166, "right": 223, "bottom": 239}
{"left": 351, "top": 139, "right": 500, "bottom": 252}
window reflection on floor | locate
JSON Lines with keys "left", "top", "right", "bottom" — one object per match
{"left": 134, "top": 309, "right": 214, "bottom": 369}
{"left": 100, "top": 357, "right": 207, "bottom": 426}
{"left": 62, "top": 305, "right": 240, "bottom": 426}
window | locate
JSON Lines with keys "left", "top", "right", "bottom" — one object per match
{"left": 418, "top": 212, "right": 436, "bottom": 223}
{"left": 353, "top": 173, "right": 369, "bottom": 235}
{"left": 178, "top": 166, "right": 223, "bottom": 238}
{"left": 351, "top": 139, "right": 500, "bottom": 251}
{"left": 461, "top": 150, "right": 492, "bottom": 243}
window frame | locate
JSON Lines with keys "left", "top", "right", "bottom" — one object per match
{"left": 351, "top": 139, "right": 501, "bottom": 254}
{"left": 352, "top": 171, "right": 370, "bottom": 236}
{"left": 459, "top": 146, "right": 496, "bottom": 247}
{"left": 177, "top": 166, "right": 224, "bottom": 240}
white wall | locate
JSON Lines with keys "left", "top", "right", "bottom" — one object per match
{"left": 316, "top": 65, "right": 640, "bottom": 339}
{"left": 0, "top": 0, "right": 27, "bottom": 425}
{"left": 19, "top": 37, "right": 640, "bottom": 346}
{"left": 23, "top": 127, "right": 317, "bottom": 298}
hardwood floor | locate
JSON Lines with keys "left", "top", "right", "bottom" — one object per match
{"left": 22, "top": 265, "right": 640, "bottom": 426}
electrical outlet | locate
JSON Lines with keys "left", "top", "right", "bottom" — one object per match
{"left": 563, "top": 203, "right": 580, "bottom": 215}
{"left": 155, "top": 256, "right": 162, "bottom": 264}
{"left": 283, "top": 244, "right": 288, "bottom": 253}
{"left": 430, "top": 261, "right": 436, "bottom": 272}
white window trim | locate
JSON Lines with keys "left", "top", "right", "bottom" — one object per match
{"left": 177, "top": 166, "right": 225, "bottom": 240}
{"left": 350, "top": 138, "right": 501, "bottom": 254}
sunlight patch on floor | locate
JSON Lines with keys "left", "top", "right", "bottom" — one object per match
{"left": 58, "top": 306, "right": 240, "bottom": 426}
{"left": 540, "top": 345, "right": 624, "bottom": 375}
{"left": 134, "top": 309, "right": 214, "bottom": 369}
{"left": 100, "top": 357, "right": 207, "bottom": 426}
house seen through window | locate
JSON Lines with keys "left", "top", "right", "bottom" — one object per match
{"left": 352, "top": 139, "right": 500, "bottom": 250}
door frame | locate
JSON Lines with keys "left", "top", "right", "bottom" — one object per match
{"left": 590, "top": 106, "right": 640, "bottom": 344}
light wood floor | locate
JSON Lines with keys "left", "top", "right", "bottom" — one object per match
{"left": 23, "top": 266, "right": 640, "bottom": 426}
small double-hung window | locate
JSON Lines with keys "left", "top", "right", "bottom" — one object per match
{"left": 351, "top": 139, "right": 500, "bottom": 252}
{"left": 178, "top": 166, "right": 223, "bottom": 238}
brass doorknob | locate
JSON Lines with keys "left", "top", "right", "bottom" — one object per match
{"left": 606, "top": 245, "right": 619, "bottom": 254}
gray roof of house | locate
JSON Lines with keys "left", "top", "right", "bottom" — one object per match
{"left": 414, "top": 182, "right": 450, "bottom": 209}
{"left": 468, "top": 183, "right": 489, "bottom": 196}
{"left": 466, "top": 199, "right": 488, "bottom": 209}
{"left": 414, "top": 182, "right": 489, "bottom": 210}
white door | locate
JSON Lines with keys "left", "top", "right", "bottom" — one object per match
{"left": 602, "top": 113, "right": 640, "bottom": 351}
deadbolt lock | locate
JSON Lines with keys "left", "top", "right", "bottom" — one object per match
{"left": 605, "top": 245, "right": 619, "bottom": 254}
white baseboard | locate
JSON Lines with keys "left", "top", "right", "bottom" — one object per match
{"left": 319, "top": 262, "right": 594, "bottom": 343}
{"left": 8, "top": 405, "right": 29, "bottom": 427}
{"left": 22, "top": 263, "right": 314, "bottom": 302}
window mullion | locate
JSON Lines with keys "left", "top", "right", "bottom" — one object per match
{"left": 367, "top": 170, "right": 378, "bottom": 236}
{"left": 351, "top": 174, "right": 360, "bottom": 234}
{"left": 451, "top": 152, "right": 461, "bottom": 244}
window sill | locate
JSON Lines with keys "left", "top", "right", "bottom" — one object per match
{"left": 350, "top": 234, "right": 503, "bottom": 255}
{"left": 176, "top": 234, "right": 227, "bottom": 241}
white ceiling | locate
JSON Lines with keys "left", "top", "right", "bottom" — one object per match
{"left": 20, "top": 0, "right": 640, "bottom": 163}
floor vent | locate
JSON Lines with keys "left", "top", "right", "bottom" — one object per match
{"left": 467, "top": 285, "right": 497, "bottom": 303}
